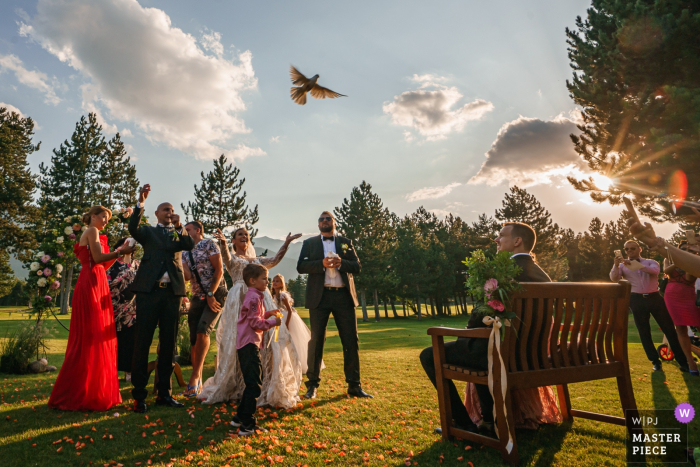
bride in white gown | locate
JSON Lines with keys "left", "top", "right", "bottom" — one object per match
{"left": 197, "top": 228, "right": 303, "bottom": 409}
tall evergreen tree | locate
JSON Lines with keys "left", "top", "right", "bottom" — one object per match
{"left": 39, "top": 113, "right": 106, "bottom": 223}
{"left": 0, "top": 107, "right": 40, "bottom": 256}
{"left": 182, "top": 154, "right": 259, "bottom": 236}
{"left": 495, "top": 186, "right": 568, "bottom": 280}
{"left": 97, "top": 133, "right": 139, "bottom": 208}
{"left": 334, "top": 181, "right": 395, "bottom": 322}
{"left": 566, "top": 1, "right": 700, "bottom": 216}
{"left": 0, "top": 251, "right": 14, "bottom": 298}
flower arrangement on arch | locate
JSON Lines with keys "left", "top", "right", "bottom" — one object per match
{"left": 23, "top": 215, "right": 84, "bottom": 315}
{"left": 463, "top": 250, "right": 523, "bottom": 324}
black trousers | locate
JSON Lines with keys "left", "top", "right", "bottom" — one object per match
{"left": 131, "top": 286, "right": 182, "bottom": 401}
{"left": 307, "top": 288, "right": 360, "bottom": 389}
{"left": 420, "top": 337, "right": 492, "bottom": 426}
{"left": 629, "top": 292, "right": 688, "bottom": 367}
{"left": 116, "top": 324, "right": 136, "bottom": 373}
{"left": 237, "top": 343, "right": 262, "bottom": 426}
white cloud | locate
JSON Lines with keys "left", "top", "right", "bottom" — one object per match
{"left": 469, "top": 113, "right": 585, "bottom": 187}
{"left": 402, "top": 130, "right": 414, "bottom": 143}
{"left": 0, "top": 54, "right": 60, "bottom": 104}
{"left": 20, "top": 0, "right": 262, "bottom": 160}
{"left": 269, "top": 136, "right": 280, "bottom": 143}
{"left": 383, "top": 78, "right": 493, "bottom": 142}
{"left": 0, "top": 102, "right": 25, "bottom": 118}
{"left": 200, "top": 28, "right": 224, "bottom": 57}
{"left": 430, "top": 208, "right": 452, "bottom": 218}
{"left": 231, "top": 144, "right": 266, "bottom": 160}
{"left": 406, "top": 182, "right": 461, "bottom": 202}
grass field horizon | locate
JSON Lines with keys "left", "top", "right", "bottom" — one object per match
{"left": 1, "top": 305, "right": 698, "bottom": 466}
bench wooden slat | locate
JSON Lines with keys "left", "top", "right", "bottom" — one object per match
{"left": 429, "top": 281, "right": 637, "bottom": 466}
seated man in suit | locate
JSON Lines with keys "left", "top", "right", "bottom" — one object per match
{"left": 420, "top": 222, "right": 550, "bottom": 436}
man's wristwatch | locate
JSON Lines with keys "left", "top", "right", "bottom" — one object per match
{"left": 207, "top": 291, "right": 214, "bottom": 298}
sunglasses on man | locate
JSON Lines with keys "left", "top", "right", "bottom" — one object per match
{"left": 318, "top": 216, "right": 333, "bottom": 222}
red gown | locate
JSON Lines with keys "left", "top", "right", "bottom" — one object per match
{"left": 49, "top": 235, "right": 122, "bottom": 411}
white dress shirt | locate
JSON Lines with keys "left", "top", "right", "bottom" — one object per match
{"left": 322, "top": 236, "right": 345, "bottom": 287}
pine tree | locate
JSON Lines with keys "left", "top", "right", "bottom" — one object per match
{"left": 334, "top": 181, "right": 395, "bottom": 322}
{"left": 0, "top": 107, "right": 40, "bottom": 255}
{"left": 182, "top": 154, "right": 259, "bottom": 236}
{"left": 495, "top": 186, "right": 568, "bottom": 280}
{"left": 0, "top": 251, "right": 14, "bottom": 298}
{"left": 39, "top": 113, "right": 106, "bottom": 223}
{"left": 566, "top": 1, "right": 700, "bottom": 216}
{"left": 98, "top": 133, "right": 139, "bottom": 208}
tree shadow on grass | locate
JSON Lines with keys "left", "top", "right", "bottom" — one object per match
{"left": 411, "top": 422, "right": 572, "bottom": 467}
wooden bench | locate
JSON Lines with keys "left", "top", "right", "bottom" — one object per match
{"left": 428, "top": 281, "right": 637, "bottom": 465}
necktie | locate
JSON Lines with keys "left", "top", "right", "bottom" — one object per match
{"left": 323, "top": 237, "right": 334, "bottom": 242}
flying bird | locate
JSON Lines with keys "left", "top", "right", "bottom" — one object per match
{"left": 289, "top": 65, "right": 346, "bottom": 105}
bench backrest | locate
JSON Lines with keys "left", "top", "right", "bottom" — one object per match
{"left": 504, "top": 281, "right": 632, "bottom": 373}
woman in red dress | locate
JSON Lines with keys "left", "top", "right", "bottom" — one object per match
{"left": 49, "top": 206, "right": 135, "bottom": 411}
{"left": 663, "top": 240, "right": 700, "bottom": 376}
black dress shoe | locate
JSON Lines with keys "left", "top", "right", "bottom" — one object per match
{"left": 303, "top": 387, "right": 317, "bottom": 399}
{"left": 347, "top": 387, "right": 373, "bottom": 398}
{"left": 155, "top": 396, "right": 184, "bottom": 408}
{"left": 133, "top": 400, "right": 148, "bottom": 413}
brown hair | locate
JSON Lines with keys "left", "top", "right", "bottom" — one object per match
{"left": 504, "top": 222, "right": 537, "bottom": 252}
{"left": 271, "top": 273, "right": 287, "bottom": 299}
{"left": 186, "top": 221, "right": 204, "bottom": 235}
{"left": 82, "top": 205, "right": 112, "bottom": 226}
{"left": 243, "top": 263, "right": 266, "bottom": 286}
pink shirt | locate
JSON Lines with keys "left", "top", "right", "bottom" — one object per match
{"left": 236, "top": 287, "right": 277, "bottom": 350}
{"left": 609, "top": 258, "right": 660, "bottom": 294}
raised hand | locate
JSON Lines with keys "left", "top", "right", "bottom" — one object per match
{"left": 213, "top": 228, "right": 227, "bottom": 246}
{"left": 285, "top": 232, "right": 303, "bottom": 244}
{"left": 171, "top": 213, "right": 181, "bottom": 228}
{"left": 138, "top": 184, "right": 151, "bottom": 204}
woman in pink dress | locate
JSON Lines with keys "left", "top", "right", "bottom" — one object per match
{"left": 663, "top": 240, "right": 700, "bottom": 376}
{"left": 464, "top": 383, "right": 563, "bottom": 431}
{"left": 49, "top": 206, "right": 135, "bottom": 411}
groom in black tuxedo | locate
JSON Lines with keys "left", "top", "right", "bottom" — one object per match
{"left": 128, "top": 184, "right": 194, "bottom": 413}
{"left": 421, "top": 222, "right": 551, "bottom": 436}
{"left": 297, "top": 211, "right": 372, "bottom": 399}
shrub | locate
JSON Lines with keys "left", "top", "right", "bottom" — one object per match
{"left": 0, "top": 322, "right": 48, "bottom": 374}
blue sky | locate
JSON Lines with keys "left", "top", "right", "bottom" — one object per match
{"left": 0, "top": 0, "right": 678, "bottom": 239}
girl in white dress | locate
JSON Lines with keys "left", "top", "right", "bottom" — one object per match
{"left": 197, "top": 228, "right": 303, "bottom": 409}
{"left": 271, "top": 274, "right": 324, "bottom": 374}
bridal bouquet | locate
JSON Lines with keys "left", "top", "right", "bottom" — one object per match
{"left": 463, "top": 250, "right": 523, "bottom": 323}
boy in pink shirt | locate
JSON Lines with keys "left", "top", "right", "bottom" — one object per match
{"left": 230, "top": 263, "right": 281, "bottom": 435}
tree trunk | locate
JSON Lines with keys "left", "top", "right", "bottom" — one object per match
{"left": 373, "top": 289, "right": 380, "bottom": 322}
{"left": 401, "top": 299, "right": 407, "bottom": 317}
{"left": 382, "top": 299, "right": 389, "bottom": 318}
{"left": 390, "top": 299, "right": 398, "bottom": 318}
{"left": 60, "top": 264, "right": 74, "bottom": 315}
{"left": 361, "top": 289, "right": 369, "bottom": 322}
{"left": 416, "top": 297, "right": 422, "bottom": 321}
{"left": 429, "top": 297, "right": 436, "bottom": 318}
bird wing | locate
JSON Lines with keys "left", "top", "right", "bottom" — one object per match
{"left": 289, "top": 65, "right": 309, "bottom": 86}
{"left": 290, "top": 87, "right": 307, "bottom": 105}
{"left": 310, "top": 84, "right": 347, "bottom": 100}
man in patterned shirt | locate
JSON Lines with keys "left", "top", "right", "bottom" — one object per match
{"left": 182, "top": 221, "right": 228, "bottom": 397}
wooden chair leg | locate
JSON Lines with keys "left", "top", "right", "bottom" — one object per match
{"left": 493, "top": 373, "right": 519, "bottom": 465}
{"left": 616, "top": 372, "right": 638, "bottom": 435}
{"left": 432, "top": 335, "right": 453, "bottom": 441}
{"left": 556, "top": 384, "right": 573, "bottom": 422}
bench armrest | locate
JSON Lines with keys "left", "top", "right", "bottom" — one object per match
{"left": 427, "top": 327, "right": 491, "bottom": 339}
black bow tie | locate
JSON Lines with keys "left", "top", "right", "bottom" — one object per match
{"left": 323, "top": 236, "right": 334, "bottom": 242}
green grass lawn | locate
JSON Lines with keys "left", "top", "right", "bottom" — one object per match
{"left": 1, "top": 306, "right": 698, "bottom": 466}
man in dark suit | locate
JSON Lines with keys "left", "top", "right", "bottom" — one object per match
{"left": 297, "top": 211, "right": 372, "bottom": 399}
{"left": 128, "top": 184, "right": 194, "bottom": 413}
{"left": 421, "top": 222, "right": 551, "bottom": 435}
